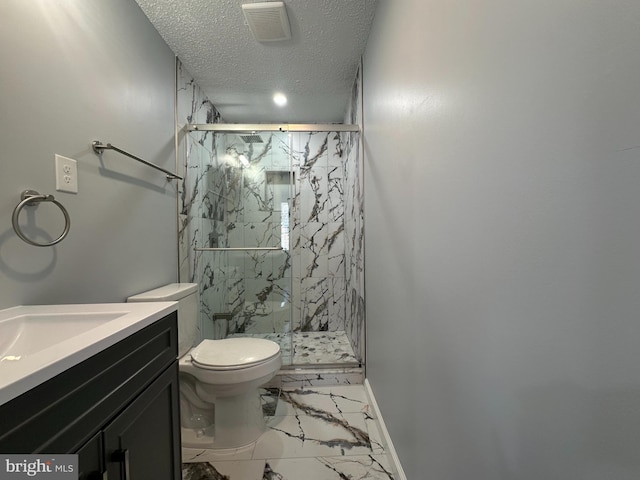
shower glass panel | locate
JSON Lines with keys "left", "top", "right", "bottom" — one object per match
{"left": 189, "top": 131, "right": 293, "bottom": 365}
{"left": 186, "top": 128, "right": 362, "bottom": 367}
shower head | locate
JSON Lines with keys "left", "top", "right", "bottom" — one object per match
{"left": 240, "top": 134, "right": 264, "bottom": 144}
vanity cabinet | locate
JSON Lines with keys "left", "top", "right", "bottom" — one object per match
{"left": 0, "top": 311, "right": 181, "bottom": 480}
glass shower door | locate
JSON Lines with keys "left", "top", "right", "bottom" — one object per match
{"left": 188, "top": 130, "right": 294, "bottom": 365}
{"left": 184, "top": 126, "right": 364, "bottom": 368}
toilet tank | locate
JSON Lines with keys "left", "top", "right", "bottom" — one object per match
{"left": 127, "top": 283, "right": 198, "bottom": 357}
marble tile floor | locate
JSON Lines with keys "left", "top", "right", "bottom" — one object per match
{"left": 182, "top": 385, "right": 395, "bottom": 480}
{"left": 230, "top": 331, "right": 360, "bottom": 366}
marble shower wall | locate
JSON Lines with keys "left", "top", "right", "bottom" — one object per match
{"left": 176, "top": 60, "right": 365, "bottom": 364}
{"left": 342, "top": 62, "right": 366, "bottom": 365}
{"left": 290, "top": 132, "right": 347, "bottom": 335}
{"left": 176, "top": 61, "right": 223, "bottom": 341}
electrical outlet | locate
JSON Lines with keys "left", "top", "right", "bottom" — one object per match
{"left": 55, "top": 154, "right": 78, "bottom": 193}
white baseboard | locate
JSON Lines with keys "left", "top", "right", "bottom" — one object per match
{"left": 364, "top": 379, "right": 407, "bottom": 480}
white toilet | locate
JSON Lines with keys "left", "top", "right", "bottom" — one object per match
{"left": 127, "top": 283, "right": 281, "bottom": 449}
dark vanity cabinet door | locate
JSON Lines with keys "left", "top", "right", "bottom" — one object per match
{"left": 105, "top": 365, "right": 181, "bottom": 480}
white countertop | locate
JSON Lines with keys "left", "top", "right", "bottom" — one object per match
{"left": 0, "top": 302, "right": 177, "bottom": 406}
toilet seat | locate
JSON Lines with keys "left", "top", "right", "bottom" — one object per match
{"left": 190, "top": 338, "right": 280, "bottom": 371}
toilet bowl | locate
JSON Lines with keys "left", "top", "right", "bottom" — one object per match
{"left": 127, "top": 283, "right": 281, "bottom": 449}
{"left": 181, "top": 338, "right": 281, "bottom": 448}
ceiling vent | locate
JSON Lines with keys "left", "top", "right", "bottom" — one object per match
{"left": 242, "top": 2, "right": 291, "bottom": 42}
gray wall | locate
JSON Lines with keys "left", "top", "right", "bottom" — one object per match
{"left": 363, "top": 1, "right": 640, "bottom": 479}
{"left": 0, "top": 0, "right": 177, "bottom": 309}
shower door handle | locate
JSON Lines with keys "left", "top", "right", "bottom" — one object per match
{"left": 194, "top": 246, "right": 283, "bottom": 251}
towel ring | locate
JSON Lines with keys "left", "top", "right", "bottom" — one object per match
{"left": 12, "top": 190, "right": 71, "bottom": 247}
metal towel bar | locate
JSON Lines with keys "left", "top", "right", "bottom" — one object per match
{"left": 92, "top": 141, "right": 183, "bottom": 180}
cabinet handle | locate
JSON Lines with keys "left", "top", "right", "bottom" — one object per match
{"left": 112, "top": 449, "right": 130, "bottom": 480}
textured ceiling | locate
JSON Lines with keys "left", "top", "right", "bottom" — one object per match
{"left": 134, "top": 0, "right": 378, "bottom": 123}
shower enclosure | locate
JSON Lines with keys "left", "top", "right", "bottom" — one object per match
{"left": 180, "top": 124, "right": 364, "bottom": 368}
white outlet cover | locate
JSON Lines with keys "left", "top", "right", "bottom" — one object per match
{"left": 55, "top": 154, "right": 78, "bottom": 193}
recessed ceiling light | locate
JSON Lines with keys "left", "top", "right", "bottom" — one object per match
{"left": 273, "top": 92, "right": 287, "bottom": 107}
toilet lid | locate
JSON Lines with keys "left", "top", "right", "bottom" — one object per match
{"left": 190, "top": 338, "right": 281, "bottom": 368}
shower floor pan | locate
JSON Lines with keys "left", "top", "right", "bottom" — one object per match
{"left": 229, "top": 330, "right": 358, "bottom": 366}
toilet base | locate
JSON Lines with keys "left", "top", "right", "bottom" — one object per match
{"left": 180, "top": 389, "right": 268, "bottom": 449}
{"left": 181, "top": 425, "right": 216, "bottom": 449}
{"left": 213, "top": 390, "right": 267, "bottom": 448}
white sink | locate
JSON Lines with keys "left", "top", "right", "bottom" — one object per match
{"left": 0, "top": 302, "right": 178, "bottom": 406}
{"left": 0, "top": 312, "right": 127, "bottom": 358}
